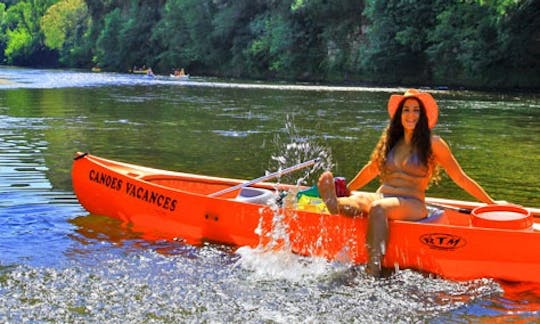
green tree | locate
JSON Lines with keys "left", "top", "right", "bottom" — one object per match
{"left": 496, "top": 0, "right": 540, "bottom": 88}
{"left": 246, "top": 10, "right": 295, "bottom": 78}
{"left": 0, "top": 0, "right": 537, "bottom": 89}
{"left": 2, "top": 0, "right": 58, "bottom": 66}
{"left": 289, "top": 0, "right": 365, "bottom": 81}
{"left": 0, "top": 3, "right": 7, "bottom": 63}
{"left": 359, "top": 0, "right": 436, "bottom": 84}
{"left": 94, "top": 8, "right": 123, "bottom": 69}
{"left": 41, "top": 0, "right": 87, "bottom": 50}
{"left": 426, "top": 1, "right": 502, "bottom": 87}
{"left": 94, "top": 1, "right": 162, "bottom": 71}
{"left": 241, "top": 0, "right": 326, "bottom": 80}
{"left": 120, "top": 2, "right": 163, "bottom": 70}
{"left": 40, "top": 0, "right": 91, "bottom": 66}
{"left": 152, "top": 0, "right": 218, "bottom": 74}
{"left": 210, "top": 0, "right": 268, "bottom": 77}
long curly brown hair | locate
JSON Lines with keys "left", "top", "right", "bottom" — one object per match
{"left": 371, "top": 97, "right": 440, "bottom": 183}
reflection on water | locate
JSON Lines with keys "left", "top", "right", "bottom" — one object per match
{"left": 0, "top": 66, "right": 539, "bottom": 322}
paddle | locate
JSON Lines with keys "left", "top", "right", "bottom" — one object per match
{"left": 427, "top": 202, "right": 473, "bottom": 214}
{"left": 209, "top": 158, "right": 320, "bottom": 197}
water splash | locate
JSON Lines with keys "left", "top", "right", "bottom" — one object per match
{"left": 235, "top": 115, "right": 353, "bottom": 286}
{"left": 269, "top": 115, "right": 333, "bottom": 187}
{"left": 234, "top": 246, "right": 336, "bottom": 282}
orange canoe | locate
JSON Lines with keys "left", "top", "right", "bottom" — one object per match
{"left": 72, "top": 152, "right": 540, "bottom": 283}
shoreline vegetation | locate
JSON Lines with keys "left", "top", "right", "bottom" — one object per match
{"left": 0, "top": 1, "right": 538, "bottom": 91}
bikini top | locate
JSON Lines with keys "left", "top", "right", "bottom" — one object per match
{"left": 385, "top": 147, "right": 430, "bottom": 178}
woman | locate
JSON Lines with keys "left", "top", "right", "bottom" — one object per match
{"left": 318, "top": 88, "right": 497, "bottom": 277}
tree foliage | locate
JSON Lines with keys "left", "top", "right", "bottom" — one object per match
{"left": 0, "top": 3, "right": 6, "bottom": 63}
{"left": 495, "top": 0, "right": 540, "bottom": 87}
{"left": 0, "top": 0, "right": 539, "bottom": 89}
{"left": 152, "top": 0, "right": 217, "bottom": 74}
{"left": 1, "top": 0, "right": 58, "bottom": 66}
{"left": 40, "top": 0, "right": 90, "bottom": 66}
{"left": 94, "top": 2, "right": 163, "bottom": 71}
{"left": 359, "top": 0, "right": 437, "bottom": 84}
{"left": 41, "top": 0, "right": 87, "bottom": 49}
{"left": 425, "top": 1, "right": 502, "bottom": 86}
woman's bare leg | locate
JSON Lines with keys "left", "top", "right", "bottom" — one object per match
{"left": 366, "top": 198, "right": 427, "bottom": 277}
{"left": 366, "top": 204, "right": 388, "bottom": 277}
{"left": 318, "top": 171, "right": 366, "bottom": 216}
{"left": 317, "top": 171, "right": 339, "bottom": 214}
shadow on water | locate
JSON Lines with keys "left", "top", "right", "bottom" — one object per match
{"left": 68, "top": 213, "right": 216, "bottom": 259}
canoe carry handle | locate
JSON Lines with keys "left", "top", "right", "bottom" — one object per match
{"left": 209, "top": 158, "right": 320, "bottom": 198}
{"left": 73, "top": 152, "right": 89, "bottom": 160}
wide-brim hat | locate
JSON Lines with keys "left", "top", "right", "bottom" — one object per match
{"left": 387, "top": 89, "right": 438, "bottom": 129}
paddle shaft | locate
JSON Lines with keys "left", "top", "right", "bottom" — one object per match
{"left": 209, "top": 158, "right": 320, "bottom": 197}
{"left": 427, "top": 202, "right": 473, "bottom": 214}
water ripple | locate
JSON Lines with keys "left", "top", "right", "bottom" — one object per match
{"left": 0, "top": 248, "right": 505, "bottom": 323}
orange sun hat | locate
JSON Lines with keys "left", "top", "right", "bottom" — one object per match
{"left": 387, "top": 89, "right": 438, "bottom": 129}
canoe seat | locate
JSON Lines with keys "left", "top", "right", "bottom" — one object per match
{"left": 235, "top": 187, "right": 276, "bottom": 205}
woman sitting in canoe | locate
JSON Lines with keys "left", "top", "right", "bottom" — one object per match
{"left": 318, "top": 88, "right": 497, "bottom": 277}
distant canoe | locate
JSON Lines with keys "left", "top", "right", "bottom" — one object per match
{"left": 169, "top": 74, "right": 190, "bottom": 81}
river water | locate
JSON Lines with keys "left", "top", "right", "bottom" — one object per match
{"left": 0, "top": 66, "right": 539, "bottom": 322}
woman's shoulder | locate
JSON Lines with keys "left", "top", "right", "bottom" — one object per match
{"left": 431, "top": 135, "right": 452, "bottom": 154}
{"left": 431, "top": 134, "right": 446, "bottom": 144}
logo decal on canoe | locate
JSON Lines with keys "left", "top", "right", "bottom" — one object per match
{"left": 420, "top": 233, "right": 466, "bottom": 250}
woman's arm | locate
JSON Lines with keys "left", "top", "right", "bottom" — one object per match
{"left": 432, "top": 136, "right": 496, "bottom": 204}
{"left": 347, "top": 160, "right": 379, "bottom": 191}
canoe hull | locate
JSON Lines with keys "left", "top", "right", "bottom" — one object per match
{"left": 73, "top": 154, "right": 271, "bottom": 246}
{"left": 72, "top": 153, "right": 540, "bottom": 283}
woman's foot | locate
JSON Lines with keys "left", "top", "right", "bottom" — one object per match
{"left": 366, "top": 256, "right": 382, "bottom": 278}
{"left": 318, "top": 171, "right": 339, "bottom": 214}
